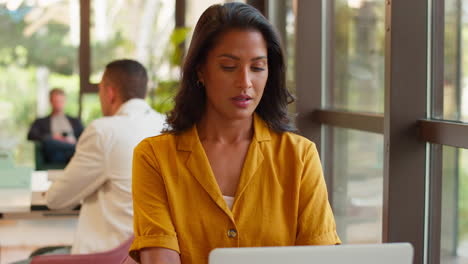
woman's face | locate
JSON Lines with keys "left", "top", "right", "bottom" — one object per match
{"left": 198, "top": 29, "right": 268, "bottom": 121}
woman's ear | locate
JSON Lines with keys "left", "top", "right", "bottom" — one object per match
{"left": 196, "top": 66, "right": 204, "bottom": 83}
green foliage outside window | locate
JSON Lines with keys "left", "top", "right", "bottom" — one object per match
{"left": 148, "top": 27, "right": 189, "bottom": 114}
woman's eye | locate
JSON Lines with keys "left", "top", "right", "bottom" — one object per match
{"left": 221, "top": 66, "right": 236, "bottom": 71}
{"left": 251, "top": 66, "right": 265, "bottom": 72}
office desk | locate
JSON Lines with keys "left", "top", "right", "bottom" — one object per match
{"left": 0, "top": 170, "right": 79, "bottom": 219}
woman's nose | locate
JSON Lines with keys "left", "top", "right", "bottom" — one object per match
{"left": 236, "top": 67, "right": 253, "bottom": 89}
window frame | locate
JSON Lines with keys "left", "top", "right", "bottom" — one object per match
{"left": 296, "top": 0, "right": 468, "bottom": 262}
{"left": 77, "top": 0, "right": 187, "bottom": 117}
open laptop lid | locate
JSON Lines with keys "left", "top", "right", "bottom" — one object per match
{"left": 209, "top": 243, "right": 413, "bottom": 264}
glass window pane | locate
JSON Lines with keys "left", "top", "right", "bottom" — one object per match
{"left": 266, "top": 0, "right": 296, "bottom": 119}
{"left": 441, "top": 0, "right": 468, "bottom": 122}
{"left": 440, "top": 146, "right": 468, "bottom": 264}
{"left": 80, "top": 93, "right": 102, "bottom": 126}
{"left": 332, "top": 127, "right": 383, "bottom": 243}
{"left": 90, "top": 0, "right": 176, "bottom": 113}
{"left": 0, "top": 0, "right": 79, "bottom": 167}
{"left": 331, "top": 0, "right": 385, "bottom": 113}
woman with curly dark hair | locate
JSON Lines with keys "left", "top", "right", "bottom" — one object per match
{"left": 130, "top": 3, "right": 340, "bottom": 264}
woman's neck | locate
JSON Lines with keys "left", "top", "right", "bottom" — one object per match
{"left": 197, "top": 112, "right": 254, "bottom": 144}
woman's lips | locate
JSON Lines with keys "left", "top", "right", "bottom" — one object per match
{"left": 231, "top": 95, "right": 252, "bottom": 108}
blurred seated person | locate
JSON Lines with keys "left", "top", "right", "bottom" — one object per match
{"left": 11, "top": 60, "right": 165, "bottom": 264}
{"left": 45, "top": 59, "right": 165, "bottom": 254}
{"left": 27, "top": 88, "right": 84, "bottom": 163}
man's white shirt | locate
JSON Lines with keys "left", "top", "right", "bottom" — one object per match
{"left": 46, "top": 98, "right": 165, "bottom": 254}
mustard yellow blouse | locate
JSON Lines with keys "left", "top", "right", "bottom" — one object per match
{"left": 130, "top": 114, "right": 340, "bottom": 263}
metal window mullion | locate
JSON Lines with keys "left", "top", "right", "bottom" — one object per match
{"left": 453, "top": 0, "right": 462, "bottom": 255}
{"left": 79, "top": 0, "right": 91, "bottom": 119}
{"left": 427, "top": 0, "right": 444, "bottom": 262}
{"left": 455, "top": 0, "right": 462, "bottom": 120}
{"left": 383, "top": 1, "right": 428, "bottom": 264}
{"left": 295, "top": 0, "right": 323, "bottom": 147}
{"left": 295, "top": 1, "right": 331, "bottom": 196}
{"left": 322, "top": 0, "right": 335, "bottom": 200}
{"left": 175, "top": 0, "right": 186, "bottom": 67}
{"left": 428, "top": 143, "right": 442, "bottom": 264}
{"left": 312, "top": 109, "right": 384, "bottom": 134}
{"left": 175, "top": 0, "right": 185, "bottom": 28}
{"left": 420, "top": 120, "right": 468, "bottom": 149}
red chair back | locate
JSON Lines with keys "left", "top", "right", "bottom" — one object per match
{"left": 120, "top": 255, "right": 137, "bottom": 264}
{"left": 31, "top": 235, "right": 134, "bottom": 264}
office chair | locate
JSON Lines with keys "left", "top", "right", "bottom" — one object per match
{"left": 31, "top": 236, "right": 134, "bottom": 264}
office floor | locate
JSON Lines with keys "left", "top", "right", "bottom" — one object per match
{"left": 0, "top": 218, "right": 77, "bottom": 264}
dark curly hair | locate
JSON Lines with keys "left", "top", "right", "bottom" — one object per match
{"left": 165, "top": 2, "right": 295, "bottom": 133}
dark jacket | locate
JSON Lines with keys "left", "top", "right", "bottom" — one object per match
{"left": 27, "top": 115, "right": 84, "bottom": 141}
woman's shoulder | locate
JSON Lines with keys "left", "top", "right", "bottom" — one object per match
{"left": 264, "top": 130, "right": 318, "bottom": 162}
{"left": 273, "top": 130, "right": 316, "bottom": 149}
{"left": 135, "top": 133, "right": 178, "bottom": 153}
{"left": 255, "top": 114, "right": 315, "bottom": 149}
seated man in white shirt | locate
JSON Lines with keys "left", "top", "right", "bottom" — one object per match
{"left": 45, "top": 59, "right": 165, "bottom": 254}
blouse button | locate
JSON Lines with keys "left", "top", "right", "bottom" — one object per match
{"left": 227, "top": 229, "right": 237, "bottom": 238}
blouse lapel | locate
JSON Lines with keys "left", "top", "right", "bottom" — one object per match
{"left": 232, "top": 114, "right": 271, "bottom": 211}
{"left": 176, "top": 114, "right": 272, "bottom": 216}
{"left": 177, "top": 125, "right": 234, "bottom": 217}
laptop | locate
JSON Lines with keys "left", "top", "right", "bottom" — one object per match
{"left": 209, "top": 243, "right": 413, "bottom": 264}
